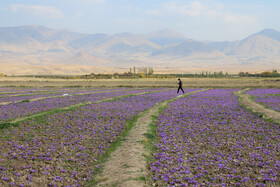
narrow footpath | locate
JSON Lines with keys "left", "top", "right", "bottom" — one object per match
{"left": 235, "top": 89, "right": 280, "bottom": 122}
{"left": 96, "top": 89, "right": 206, "bottom": 187}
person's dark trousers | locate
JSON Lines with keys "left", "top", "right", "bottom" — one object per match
{"left": 177, "top": 86, "right": 184, "bottom": 93}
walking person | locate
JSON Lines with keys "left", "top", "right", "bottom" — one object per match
{"left": 177, "top": 78, "right": 184, "bottom": 93}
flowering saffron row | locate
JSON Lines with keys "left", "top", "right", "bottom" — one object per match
{"left": 0, "top": 87, "right": 98, "bottom": 95}
{"left": 151, "top": 89, "right": 280, "bottom": 186}
{"left": 246, "top": 88, "right": 280, "bottom": 112}
{"left": 0, "top": 88, "right": 131, "bottom": 101}
{"left": 0, "top": 88, "right": 166, "bottom": 123}
{"left": 0, "top": 89, "right": 197, "bottom": 186}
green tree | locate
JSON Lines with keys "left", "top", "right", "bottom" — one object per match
{"left": 139, "top": 73, "right": 145, "bottom": 78}
{"left": 261, "top": 71, "right": 272, "bottom": 77}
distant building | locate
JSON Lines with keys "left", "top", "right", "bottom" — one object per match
{"left": 129, "top": 66, "right": 153, "bottom": 75}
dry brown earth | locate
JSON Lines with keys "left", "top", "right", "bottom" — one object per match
{"left": 1, "top": 77, "right": 280, "bottom": 88}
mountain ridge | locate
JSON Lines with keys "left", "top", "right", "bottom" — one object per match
{"left": 0, "top": 25, "right": 280, "bottom": 75}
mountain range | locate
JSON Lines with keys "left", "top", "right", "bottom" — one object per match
{"left": 0, "top": 25, "right": 280, "bottom": 75}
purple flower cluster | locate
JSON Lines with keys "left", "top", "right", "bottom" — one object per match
{"left": 0, "top": 89, "right": 192, "bottom": 186}
{"left": 0, "top": 88, "right": 165, "bottom": 122}
{"left": 246, "top": 89, "right": 280, "bottom": 111}
{"left": 0, "top": 93, "right": 62, "bottom": 103}
{"left": 0, "top": 88, "right": 128, "bottom": 103}
{"left": 151, "top": 89, "right": 280, "bottom": 186}
{"left": 0, "top": 87, "right": 77, "bottom": 94}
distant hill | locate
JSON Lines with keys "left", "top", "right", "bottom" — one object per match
{"left": 67, "top": 52, "right": 110, "bottom": 66}
{"left": 0, "top": 25, "right": 83, "bottom": 44}
{"left": 0, "top": 25, "right": 280, "bottom": 75}
{"left": 142, "top": 29, "right": 187, "bottom": 46}
{"left": 256, "top": 28, "right": 280, "bottom": 42}
{"left": 152, "top": 40, "right": 222, "bottom": 57}
{"left": 209, "top": 29, "right": 280, "bottom": 57}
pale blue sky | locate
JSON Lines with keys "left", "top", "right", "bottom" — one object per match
{"left": 1, "top": 0, "right": 280, "bottom": 41}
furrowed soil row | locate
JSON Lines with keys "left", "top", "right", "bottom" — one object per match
{"left": 95, "top": 89, "right": 208, "bottom": 187}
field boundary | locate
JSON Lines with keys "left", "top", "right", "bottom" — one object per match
{"left": 2, "top": 77, "right": 280, "bottom": 88}
{"left": 94, "top": 89, "right": 208, "bottom": 187}
{"left": 234, "top": 88, "right": 280, "bottom": 123}
{"left": 0, "top": 89, "right": 171, "bottom": 130}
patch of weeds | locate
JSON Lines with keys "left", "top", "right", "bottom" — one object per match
{"left": 20, "top": 99, "right": 30, "bottom": 103}
{"left": 123, "top": 163, "right": 131, "bottom": 168}
{"left": 0, "top": 122, "right": 17, "bottom": 130}
{"left": 111, "top": 182, "right": 120, "bottom": 187}
{"left": 0, "top": 135, "right": 12, "bottom": 141}
{"left": 259, "top": 113, "right": 265, "bottom": 118}
{"left": 144, "top": 132, "right": 154, "bottom": 139}
{"left": 19, "top": 137, "right": 27, "bottom": 142}
{"left": 144, "top": 114, "right": 161, "bottom": 162}
{"left": 138, "top": 175, "right": 146, "bottom": 181}
{"left": 118, "top": 85, "right": 133, "bottom": 88}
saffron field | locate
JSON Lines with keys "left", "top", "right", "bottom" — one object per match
{"left": 151, "top": 89, "right": 280, "bottom": 186}
{"left": 0, "top": 88, "right": 164, "bottom": 123}
{"left": 0, "top": 87, "right": 279, "bottom": 186}
{"left": 0, "top": 88, "right": 126, "bottom": 103}
{"left": 246, "top": 89, "right": 280, "bottom": 112}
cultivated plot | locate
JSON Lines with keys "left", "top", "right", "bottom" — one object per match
{"left": 247, "top": 89, "right": 280, "bottom": 112}
{"left": 150, "top": 89, "right": 279, "bottom": 186}
{"left": 0, "top": 87, "right": 279, "bottom": 186}
{"left": 0, "top": 89, "right": 178, "bottom": 186}
{"left": 0, "top": 88, "right": 165, "bottom": 123}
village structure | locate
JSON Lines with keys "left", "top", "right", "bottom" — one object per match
{"left": 129, "top": 66, "right": 154, "bottom": 75}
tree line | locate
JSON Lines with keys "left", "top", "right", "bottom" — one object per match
{"left": 239, "top": 70, "right": 280, "bottom": 77}
{"left": 4, "top": 69, "right": 280, "bottom": 79}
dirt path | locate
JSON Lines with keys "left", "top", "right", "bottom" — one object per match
{"left": 96, "top": 89, "right": 206, "bottom": 187}
{"left": 234, "top": 89, "right": 280, "bottom": 122}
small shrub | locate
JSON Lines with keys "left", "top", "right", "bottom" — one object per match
{"left": 20, "top": 99, "right": 30, "bottom": 103}
{"left": 0, "top": 123, "right": 12, "bottom": 129}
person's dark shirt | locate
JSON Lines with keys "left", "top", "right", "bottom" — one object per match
{"left": 179, "top": 80, "right": 182, "bottom": 86}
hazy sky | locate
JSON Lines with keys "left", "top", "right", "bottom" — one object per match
{"left": 1, "top": 0, "right": 280, "bottom": 41}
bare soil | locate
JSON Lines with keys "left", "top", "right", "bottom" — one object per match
{"left": 95, "top": 103, "right": 161, "bottom": 187}
{"left": 235, "top": 89, "right": 280, "bottom": 122}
